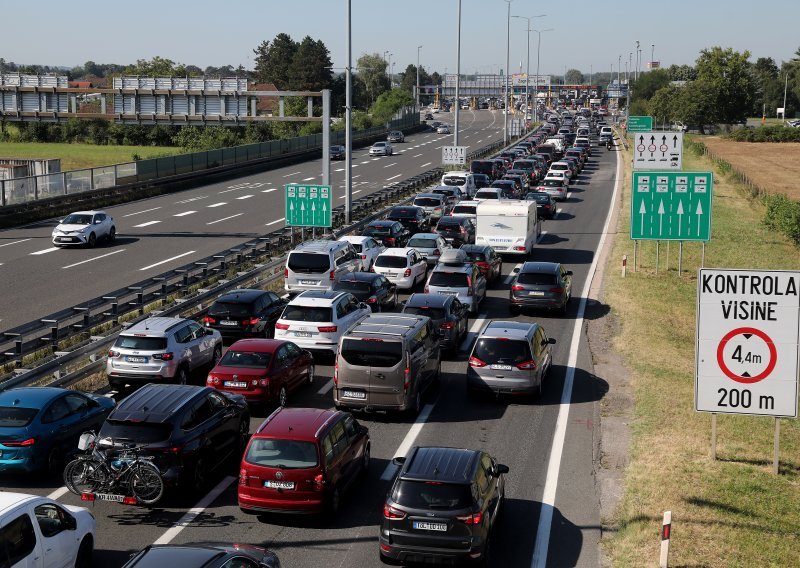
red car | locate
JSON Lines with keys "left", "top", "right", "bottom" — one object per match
{"left": 206, "top": 339, "right": 313, "bottom": 408}
{"left": 238, "top": 407, "right": 370, "bottom": 517}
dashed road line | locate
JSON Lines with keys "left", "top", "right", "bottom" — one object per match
{"left": 139, "top": 251, "right": 196, "bottom": 271}
{"left": 207, "top": 202, "right": 227, "bottom": 208}
{"left": 173, "top": 211, "right": 196, "bottom": 217}
{"left": 123, "top": 207, "right": 161, "bottom": 218}
{"left": 132, "top": 220, "right": 161, "bottom": 228}
{"left": 207, "top": 214, "right": 244, "bottom": 225}
{"left": 266, "top": 218, "right": 285, "bottom": 226}
{"left": 0, "top": 238, "right": 31, "bottom": 248}
{"left": 62, "top": 249, "right": 126, "bottom": 269}
{"left": 30, "top": 247, "right": 60, "bottom": 255}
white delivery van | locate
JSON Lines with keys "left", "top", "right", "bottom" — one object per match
{"left": 475, "top": 200, "right": 541, "bottom": 255}
{"left": 544, "top": 137, "right": 565, "bottom": 154}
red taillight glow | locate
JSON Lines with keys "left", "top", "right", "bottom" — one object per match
{"left": 404, "top": 268, "right": 412, "bottom": 277}
{"left": 516, "top": 360, "right": 538, "bottom": 370}
{"left": 202, "top": 315, "right": 216, "bottom": 324}
{"left": 152, "top": 352, "right": 173, "bottom": 361}
{"left": 333, "top": 361, "right": 338, "bottom": 385}
{"left": 242, "top": 318, "right": 260, "bottom": 326}
{"left": 456, "top": 511, "right": 483, "bottom": 525}
{"left": 512, "top": 285, "right": 525, "bottom": 291}
{"left": 366, "top": 297, "right": 377, "bottom": 304}
{"left": 239, "top": 468, "right": 248, "bottom": 485}
{"left": 108, "top": 350, "right": 120, "bottom": 358}
{"left": 383, "top": 504, "right": 407, "bottom": 519}
{"left": 329, "top": 270, "right": 336, "bottom": 281}
{"left": 469, "top": 357, "right": 487, "bottom": 368}
{"left": 514, "top": 246, "right": 526, "bottom": 251}
{"left": 403, "top": 367, "right": 411, "bottom": 391}
{"left": 318, "top": 325, "right": 337, "bottom": 333}
{"left": 284, "top": 268, "right": 288, "bottom": 278}
{"left": 2, "top": 437, "right": 35, "bottom": 447}
{"left": 80, "top": 493, "right": 95, "bottom": 502}
{"left": 361, "top": 254, "right": 367, "bottom": 259}
{"left": 440, "top": 321, "right": 454, "bottom": 329}
{"left": 275, "top": 322, "right": 289, "bottom": 330}
{"left": 432, "top": 249, "right": 440, "bottom": 256}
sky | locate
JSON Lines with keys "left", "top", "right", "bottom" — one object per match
{"left": 2, "top": 0, "right": 799, "bottom": 80}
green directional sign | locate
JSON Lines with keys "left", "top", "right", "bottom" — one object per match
{"left": 285, "top": 184, "right": 332, "bottom": 228}
{"left": 627, "top": 115, "right": 653, "bottom": 132}
{"left": 631, "top": 172, "right": 713, "bottom": 241}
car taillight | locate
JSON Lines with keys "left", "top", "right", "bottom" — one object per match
{"left": 514, "top": 246, "right": 526, "bottom": 251}
{"left": 456, "top": 511, "right": 483, "bottom": 525}
{"left": 366, "top": 297, "right": 377, "bottom": 304}
{"left": 511, "top": 284, "right": 525, "bottom": 291}
{"left": 385, "top": 237, "right": 396, "bottom": 245}
{"left": 108, "top": 350, "right": 120, "bottom": 358}
{"left": 202, "top": 315, "right": 217, "bottom": 325}
{"left": 440, "top": 321, "right": 454, "bottom": 329}
{"left": 361, "top": 254, "right": 367, "bottom": 259}
{"left": 383, "top": 504, "right": 407, "bottom": 519}
{"left": 239, "top": 468, "right": 248, "bottom": 485}
{"left": 260, "top": 379, "right": 269, "bottom": 386}
{"left": 152, "top": 352, "right": 173, "bottom": 361}
{"left": 313, "top": 473, "right": 325, "bottom": 490}
{"left": 2, "top": 437, "right": 35, "bottom": 447}
{"left": 432, "top": 249, "right": 440, "bottom": 256}
{"left": 469, "top": 356, "right": 487, "bottom": 367}
{"left": 460, "top": 226, "right": 466, "bottom": 234}
{"left": 207, "top": 375, "right": 220, "bottom": 385}
{"left": 318, "top": 325, "right": 337, "bottom": 333}
{"left": 275, "top": 322, "right": 289, "bottom": 330}
{"left": 284, "top": 268, "right": 288, "bottom": 278}
{"left": 516, "top": 360, "right": 537, "bottom": 370}
{"left": 404, "top": 268, "right": 412, "bottom": 277}
{"left": 333, "top": 361, "right": 339, "bottom": 385}
{"left": 329, "top": 270, "right": 336, "bottom": 281}
{"left": 242, "top": 318, "right": 260, "bottom": 326}
{"left": 550, "top": 287, "right": 564, "bottom": 293}
{"left": 403, "top": 367, "right": 411, "bottom": 390}
{"left": 467, "top": 277, "right": 473, "bottom": 296}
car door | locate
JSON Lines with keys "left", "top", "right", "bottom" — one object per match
{"left": 271, "top": 345, "right": 293, "bottom": 395}
{"left": 533, "top": 327, "right": 551, "bottom": 382}
{"left": 32, "top": 502, "right": 79, "bottom": 568}
{"left": 187, "top": 322, "right": 213, "bottom": 368}
{"left": 561, "top": 266, "right": 573, "bottom": 299}
{"left": 341, "top": 414, "right": 366, "bottom": 487}
{"left": 472, "top": 265, "right": 487, "bottom": 303}
{"left": 0, "top": 510, "right": 40, "bottom": 568}
{"left": 283, "top": 342, "right": 307, "bottom": 392}
{"left": 62, "top": 393, "right": 103, "bottom": 448}
{"left": 40, "top": 397, "right": 82, "bottom": 461}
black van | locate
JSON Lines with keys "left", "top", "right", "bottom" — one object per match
{"left": 469, "top": 160, "right": 502, "bottom": 181}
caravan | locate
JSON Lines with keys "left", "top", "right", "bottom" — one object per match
{"left": 475, "top": 200, "right": 541, "bottom": 255}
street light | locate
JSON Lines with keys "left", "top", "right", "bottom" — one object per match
{"left": 454, "top": 0, "right": 462, "bottom": 147}
{"left": 416, "top": 45, "right": 423, "bottom": 109}
{"left": 503, "top": 0, "right": 512, "bottom": 144}
{"left": 512, "top": 14, "right": 546, "bottom": 123}
{"left": 532, "top": 28, "right": 554, "bottom": 122}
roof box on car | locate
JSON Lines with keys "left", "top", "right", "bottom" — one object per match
{"left": 439, "top": 248, "right": 467, "bottom": 266}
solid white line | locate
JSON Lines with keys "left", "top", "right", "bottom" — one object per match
{"left": 459, "top": 314, "right": 487, "bottom": 352}
{"left": 266, "top": 217, "right": 285, "bottom": 226}
{"left": 153, "top": 476, "right": 236, "bottom": 545}
{"left": 139, "top": 250, "right": 196, "bottom": 271}
{"left": 132, "top": 220, "right": 161, "bottom": 228}
{"left": 317, "top": 380, "right": 334, "bottom": 395}
{"left": 123, "top": 207, "right": 161, "bottom": 218}
{"left": 0, "top": 238, "right": 31, "bottom": 248}
{"left": 261, "top": 188, "right": 278, "bottom": 193}
{"left": 207, "top": 213, "right": 244, "bottom": 225}
{"left": 380, "top": 402, "right": 437, "bottom": 481}
{"left": 283, "top": 171, "right": 302, "bottom": 177}
{"left": 386, "top": 174, "right": 402, "bottom": 181}
{"left": 531, "top": 135, "right": 622, "bottom": 568}
{"left": 207, "top": 202, "right": 227, "bottom": 208}
{"left": 47, "top": 486, "right": 70, "bottom": 501}
{"left": 30, "top": 247, "right": 60, "bottom": 255}
{"left": 420, "top": 162, "right": 432, "bottom": 168}
{"left": 173, "top": 211, "right": 196, "bottom": 217}
{"left": 62, "top": 249, "right": 126, "bottom": 269}
{"left": 236, "top": 194, "right": 254, "bottom": 200}
{"left": 412, "top": 153, "right": 423, "bottom": 158}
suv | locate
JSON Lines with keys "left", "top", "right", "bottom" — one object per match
{"left": 425, "top": 249, "right": 487, "bottom": 314}
{"left": 284, "top": 240, "right": 361, "bottom": 294}
{"left": 412, "top": 193, "right": 449, "bottom": 221}
{"left": 509, "top": 261, "right": 573, "bottom": 315}
{"left": 239, "top": 407, "right": 369, "bottom": 517}
{"left": 338, "top": 235, "right": 385, "bottom": 272}
{"left": 466, "top": 321, "right": 555, "bottom": 397}
{"left": 274, "top": 291, "right": 371, "bottom": 356}
{"left": 201, "top": 289, "right": 287, "bottom": 340}
{"left": 334, "top": 314, "right": 441, "bottom": 414}
{"left": 387, "top": 130, "right": 405, "bottom": 143}
{"left": 379, "top": 446, "right": 509, "bottom": 566}
{"left": 362, "top": 220, "right": 411, "bottom": 248}
{"left": 441, "top": 171, "right": 477, "bottom": 199}
{"left": 386, "top": 205, "right": 430, "bottom": 234}
{"left": 435, "top": 215, "right": 476, "bottom": 246}
{"left": 402, "top": 293, "right": 469, "bottom": 355}
{"left": 51, "top": 210, "right": 116, "bottom": 248}
{"left": 106, "top": 317, "right": 223, "bottom": 390}
{"left": 98, "top": 384, "right": 249, "bottom": 491}
{"left": 407, "top": 233, "right": 452, "bottom": 265}
{"left": 460, "top": 244, "right": 503, "bottom": 285}
{"left": 372, "top": 248, "right": 428, "bottom": 291}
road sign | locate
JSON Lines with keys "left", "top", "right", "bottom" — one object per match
{"left": 285, "top": 184, "right": 332, "bottom": 228}
{"left": 633, "top": 131, "right": 683, "bottom": 170}
{"left": 696, "top": 268, "right": 800, "bottom": 417}
{"left": 630, "top": 171, "right": 713, "bottom": 241}
{"left": 442, "top": 146, "right": 467, "bottom": 165}
{"left": 627, "top": 115, "right": 653, "bottom": 132}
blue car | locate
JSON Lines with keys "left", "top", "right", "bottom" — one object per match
{"left": 0, "top": 387, "right": 115, "bottom": 474}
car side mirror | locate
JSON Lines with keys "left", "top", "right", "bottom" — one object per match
{"left": 566, "top": 270, "right": 573, "bottom": 276}
{"left": 392, "top": 456, "right": 407, "bottom": 466}
{"left": 548, "top": 337, "right": 557, "bottom": 344}
{"left": 360, "top": 302, "right": 368, "bottom": 310}
{"left": 496, "top": 464, "right": 510, "bottom": 475}
{"left": 205, "top": 329, "right": 215, "bottom": 335}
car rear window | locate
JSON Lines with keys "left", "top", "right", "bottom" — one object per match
{"left": 208, "top": 301, "right": 254, "bottom": 318}
{"left": 518, "top": 272, "right": 558, "bottom": 285}
{"left": 403, "top": 306, "right": 446, "bottom": 320}
{"left": 375, "top": 256, "right": 408, "bottom": 269}
{"left": 390, "top": 208, "right": 418, "bottom": 218}
{"left": 340, "top": 338, "right": 403, "bottom": 367}
{"left": 442, "top": 177, "right": 465, "bottom": 186}
{"left": 99, "top": 420, "right": 172, "bottom": 444}
{"left": 473, "top": 337, "right": 531, "bottom": 365}
{"left": 452, "top": 205, "right": 476, "bottom": 215}
{"left": 436, "top": 221, "right": 463, "bottom": 232}
{"left": 287, "top": 252, "right": 330, "bottom": 273}
{"left": 464, "top": 251, "right": 486, "bottom": 262}
{"left": 413, "top": 197, "right": 442, "bottom": 207}
{"left": 408, "top": 238, "right": 438, "bottom": 249}
{"left": 475, "top": 191, "right": 499, "bottom": 199}
{"left": 281, "top": 306, "right": 333, "bottom": 322}
{"left": 347, "top": 242, "right": 363, "bottom": 253}
{"left": 392, "top": 480, "right": 473, "bottom": 509}
{"left": 245, "top": 438, "right": 318, "bottom": 469}
{"left": 218, "top": 350, "right": 272, "bottom": 368}
{"left": 542, "top": 180, "right": 564, "bottom": 188}
{"left": 0, "top": 407, "right": 38, "bottom": 427}
{"left": 429, "top": 272, "right": 469, "bottom": 287}
{"left": 365, "top": 225, "right": 392, "bottom": 236}
{"left": 114, "top": 336, "right": 168, "bottom": 351}
{"left": 334, "top": 281, "right": 372, "bottom": 294}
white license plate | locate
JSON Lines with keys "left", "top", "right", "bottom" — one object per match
{"left": 95, "top": 493, "right": 126, "bottom": 502}
{"left": 413, "top": 521, "right": 447, "bottom": 531}
{"left": 438, "top": 291, "right": 459, "bottom": 296}
{"left": 342, "top": 389, "right": 366, "bottom": 399}
{"left": 528, "top": 291, "right": 545, "bottom": 296}
{"left": 300, "top": 279, "right": 318, "bottom": 285}
{"left": 386, "top": 272, "right": 397, "bottom": 277}
{"left": 57, "top": 237, "right": 71, "bottom": 242}
{"left": 264, "top": 480, "right": 295, "bottom": 490}
{"left": 224, "top": 381, "right": 248, "bottom": 388}
{"left": 221, "top": 320, "right": 238, "bottom": 326}
{"left": 294, "top": 332, "right": 312, "bottom": 338}
{"left": 125, "top": 356, "right": 147, "bottom": 363}
{"left": 490, "top": 364, "right": 513, "bottom": 370}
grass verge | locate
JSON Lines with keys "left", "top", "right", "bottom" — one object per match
{"left": 0, "top": 141, "right": 181, "bottom": 171}
{"left": 602, "top": 136, "right": 800, "bottom": 567}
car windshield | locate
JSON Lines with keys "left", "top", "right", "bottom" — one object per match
{"left": 442, "top": 177, "right": 465, "bottom": 186}
{"left": 429, "top": 272, "right": 469, "bottom": 287}
{"left": 99, "top": 420, "right": 172, "bottom": 444}
{"left": 340, "top": 338, "right": 403, "bottom": 367}
{"left": 373, "top": 143, "right": 386, "bottom": 148}
{"left": 208, "top": 301, "right": 254, "bottom": 318}
{"left": 473, "top": 338, "right": 531, "bottom": 365}
{"left": 375, "top": 256, "right": 408, "bottom": 269}
{"left": 334, "top": 281, "right": 373, "bottom": 294}
{"left": 408, "top": 238, "right": 438, "bottom": 249}
{"left": 518, "top": 272, "right": 559, "bottom": 286}
{"left": 414, "top": 197, "right": 441, "bottom": 207}
{"left": 218, "top": 350, "right": 271, "bottom": 368}
{"left": 287, "top": 253, "right": 330, "bottom": 273}
{"left": 0, "top": 407, "right": 38, "bottom": 427}
{"left": 392, "top": 480, "right": 473, "bottom": 509}
{"left": 245, "top": 438, "right": 318, "bottom": 469}
{"left": 114, "top": 336, "right": 168, "bottom": 351}
{"left": 61, "top": 214, "right": 93, "bottom": 225}
{"left": 281, "top": 305, "right": 333, "bottom": 322}
{"left": 403, "top": 306, "right": 446, "bottom": 320}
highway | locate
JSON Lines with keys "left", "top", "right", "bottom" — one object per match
{"left": 0, "top": 111, "right": 619, "bottom": 567}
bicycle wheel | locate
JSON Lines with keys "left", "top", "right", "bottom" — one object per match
{"left": 64, "top": 458, "right": 105, "bottom": 496}
{"left": 129, "top": 462, "right": 165, "bottom": 505}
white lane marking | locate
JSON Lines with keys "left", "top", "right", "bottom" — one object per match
{"left": 266, "top": 218, "right": 285, "bottom": 226}
{"left": 236, "top": 194, "right": 254, "bottom": 200}
{"left": 207, "top": 213, "right": 244, "bottom": 225}
{"left": 219, "top": 187, "right": 245, "bottom": 194}
{"left": 62, "top": 249, "right": 126, "bottom": 269}
{"left": 353, "top": 175, "right": 361, "bottom": 179}
{"left": 503, "top": 264, "right": 523, "bottom": 285}
{"left": 139, "top": 251, "right": 196, "bottom": 271}
{"left": 353, "top": 190, "right": 362, "bottom": 195}
{"left": 207, "top": 202, "right": 227, "bottom": 208}
{"left": 132, "top": 220, "right": 161, "bottom": 228}
{"left": 123, "top": 207, "right": 161, "bottom": 217}
{"left": 386, "top": 174, "right": 402, "bottom": 181}
{"left": 380, "top": 402, "right": 437, "bottom": 481}
{"left": 412, "top": 153, "right": 423, "bottom": 158}
{"left": 47, "top": 486, "right": 70, "bottom": 500}
{"left": 317, "top": 380, "right": 334, "bottom": 395}
{"left": 173, "top": 211, "right": 196, "bottom": 217}
{"left": 459, "top": 314, "right": 487, "bottom": 353}
{"left": 30, "top": 247, "right": 60, "bottom": 255}
{"left": 384, "top": 162, "right": 397, "bottom": 168}
{"left": 360, "top": 161, "right": 371, "bottom": 165}
{"left": 532, "top": 135, "right": 622, "bottom": 568}
{"left": 335, "top": 168, "right": 345, "bottom": 172}
{"left": 176, "top": 196, "right": 207, "bottom": 204}
{"left": 153, "top": 476, "right": 236, "bottom": 545}
{"left": 302, "top": 177, "right": 316, "bottom": 181}
{"left": 283, "top": 171, "right": 302, "bottom": 177}
{"left": 420, "top": 162, "right": 432, "bottom": 168}
{"left": 261, "top": 188, "right": 277, "bottom": 193}
{"left": 0, "top": 238, "right": 31, "bottom": 248}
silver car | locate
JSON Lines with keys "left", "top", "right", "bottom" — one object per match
{"left": 52, "top": 210, "right": 116, "bottom": 247}
{"left": 407, "top": 233, "right": 452, "bottom": 265}
{"left": 369, "top": 141, "right": 394, "bottom": 156}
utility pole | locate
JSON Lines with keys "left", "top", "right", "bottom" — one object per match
{"left": 345, "top": 0, "right": 352, "bottom": 223}
{"left": 512, "top": 15, "right": 546, "bottom": 124}
{"left": 503, "top": 0, "right": 512, "bottom": 144}
{"left": 783, "top": 72, "right": 789, "bottom": 123}
{"left": 454, "top": 0, "right": 461, "bottom": 147}
{"left": 416, "top": 45, "right": 423, "bottom": 109}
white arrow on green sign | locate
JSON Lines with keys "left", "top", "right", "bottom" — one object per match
{"left": 285, "top": 184, "right": 332, "bottom": 228}
{"left": 630, "top": 171, "right": 713, "bottom": 241}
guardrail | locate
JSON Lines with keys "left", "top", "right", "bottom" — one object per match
{"left": 0, "top": 134, "right": 518, "bottom": 391}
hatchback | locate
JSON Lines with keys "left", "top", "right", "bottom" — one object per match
{"left": 362, "top": 220, "right": 410, "bottom": 248}
{"left": 509, "top": 261, "right": 573, "bottom": 315}
{"left": 460, "top": 244, "right": 503, "bottom": 285}
{"left": 373, "top": 248, "right": 428, "bottom": 291}
{"left": 471, "top": 173, "right": 491, "bottom": 189}
{"left": 425, "top": 249, "right": 487, "bottom": 314}
{"left": 207, "top": 339, "right": 314, "bottom": 408}
{"left": 202, "top": 289, "right": 287, "bottom": 341}
{"left": 412, "top": 193, "right": 449, "bottom": 221}
{"left": 490, "top": 180, "right": 519, "bottom": 199}
{"left": 338, "top": 235, "right": 385, "bottom": 272}
{"left": 525, "top": 191, "right": 557, "bottom": 220}
{"left": 333, "top": 272, "right": 398, "bottom": 311}
{"left": 536, "top": 176, "right": 569, "bottom": 201}
{"left": 330, "top": 145, "right": 346, "bottom": 160}
{"left": 407, "top": 233, "right": 452, "bottom": 265}
{"left": 402, "top": 293, "right": 469, "bottom": 355}
{"left": 238, "top": 407, "right": 369, "bottom": 517}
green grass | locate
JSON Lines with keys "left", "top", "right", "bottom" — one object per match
{"left": 0, "top": 141, "right": 181, "bottom": 171}
{"left": 602, "top": 136, "right": 800, "bottom": 566}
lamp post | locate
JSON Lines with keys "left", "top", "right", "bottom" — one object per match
{"left": 416, "top": 45, "right": 423, "bottom": 109}
{"left": 503, "top": 0, "right": 512, "bottom": 144}
{"left": 512, "top": 14, "right": 546, "bottom": 124}
{"left": 651, "top": 44, "right": 655, "bottom": 70}
{"left": 533, "top": 28, "right": 554, "bottom": 122}
{"left": 345, "top": 0, "right": 353, "bottom": 223}
{"left": 454, "top": 0, "right": 462, "bottom": 147}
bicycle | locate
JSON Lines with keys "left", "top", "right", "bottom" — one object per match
{"left": 63, "top": 432, "right": 165, "bottom": 506}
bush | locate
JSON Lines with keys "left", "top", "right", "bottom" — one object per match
{"left": 763, "top": 193, "right": 800, "bottom": 245}
{"left": 727, "top": 125, "right": 800, "bottom": 142}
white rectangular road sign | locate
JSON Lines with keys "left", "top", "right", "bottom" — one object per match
{"left": 696, "top": 269, "right": 800, "bottom": 417}
{"left": 633, "top": 131, "right": 683, "bottom": 170}
{"left": 442, "top": 146, "right": 467, "bottom": 165}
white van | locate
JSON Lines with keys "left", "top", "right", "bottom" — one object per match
{"left": 441, "top": 171, "right": 477, "bottom": 199}
{"left": 285, "top": 240, "right": 361, "bottom": 294}
{"left": 475, "top": 200, "right": 541, "bottom": 255}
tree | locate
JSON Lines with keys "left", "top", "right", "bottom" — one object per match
{"left": 430, "top": 72, "right": 442, "bottom": 86}
{"left": 253, "top": 33, "right": 298, "bottom": 89}
{"left": 356, "top": 53, "right": 390, "bottom": 106}
{"left": 565, "top": 69, "right": 584, "bottom": 84}
{"left": 666, "top": 64, "right": 697, "bottom": 82}
{"left": 631, "top": 68, "right": 671, "bottom": 100}
{"left": 371, "top": 89, "right": 415, "bottom": 124}
{"left": 648, "top": 85, "right": 682, "bottom": 124}
{"left": 288, "top": 36, "right": 332, "bottom": 91}
{"left": 694, "top": 46, "right": 755, "bottom": 124}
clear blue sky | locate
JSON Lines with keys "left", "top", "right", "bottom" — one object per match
{"left": 3, "top": 0, "right": 798, "bottom": 78}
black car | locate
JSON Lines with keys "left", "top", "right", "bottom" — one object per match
{"left": 460, "top": 244, "right": 503, "bottom": 285}
{"left": 122, "top": 543, "right": 280, "bottom": 568}
{"left": 334, "top": 272, "right": 398, "bottom": 312}
{"left": 402, "top": 293, "right": 469, "bottom": 355}
{"left": 386, "top": 206, "right": 430, "bottom": 235}
{"left": 362, "top": 220, "right": 410, "bottom": 248}
{"left": 472, "top": 173, "right": 491, "bottom": 189}
{"left": 435, "top": 215, "right": 476, "bottom": 246}
{"left": 470, "top": 159, "right": 503, "bottom": 181}
{"left": 380, "top": 446, "right": 508, "bottom": 566}
{"left": 98, "top": 384, "right": 249, "bottom": 492}
{"left": 387, "top": 130, "right": 405, "bottom": 143}
{"left": 490, "top": 179, "right": 519, "bottom": 199}
{"left": 202, "top": 289, "right": 287, "bottom": 341}
{"left": 525, "top": 191, "right": 557, "bottom": 220}
{"left": 330, "top": 145, "right": 346, "bottom": 160}
{"left": 509, "top": 261, "right": 573, "bottom": 315}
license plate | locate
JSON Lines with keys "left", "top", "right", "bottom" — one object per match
{"left": 386, "top": 272, "right": 397, "bottom": 277}
{"left": 57, "top": 237, "right": 71, "bottom": 242}
{"left": 224, "top": 381, "right": 248, "bottom": 388}
{"left": 528, "top": 291, "right": 545, "bottom": 296}
{"left": 438, "top": 291, "right": 458, "bottom": 296}
{"left": 412, "top": 521, "right": 447, "bottom": 531}
{"left": 294, "top": 332, "right": 312, "bottom": 338}
{"left": 95, "top": 493, "right": 126, "bottom": 502}
{"left": 300, "top": 279, "right": 318, "bottom": 285}
{"left": 221, "top": 320, "right": 238, "bottom": 326}
{"left": 490, "top": 364, "right": 513, "bottom": 370}
{"left": 264, "top": 480, "right": 295, "bottom": 490}
{"left": 342, "top": 389, "right": 366, "bottom": 399}
{"left": 125, "top": 356, "right": 147, "bottom": 363}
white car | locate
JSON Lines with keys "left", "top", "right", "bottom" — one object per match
{"left": 548, "top": 161, "right": 573, "bottom": 181}
{"left": 369, "top": 141, "right": 393, "bottom": 156}
{"left": 437, "top": 124, "right": 451, "bottom": 134}
{"left": 274, "top": 290, "right": 371, "bottom": 355}
{"left": 449, "top": 199, "right": 480, "bottom": 219}
{"left": 0, "top": 492, "right": 96, "bottom": 568}
{"left": 372, "top": 248, "right": 428, "bottom": 291}
{"left": 52, "top": 210, "right": 116, "bottom": 248}
{"left": 338, "top": 235, "right": 386, "bottom": 271}
{"left": 536, "top": 176, "right": 569, "bottom": 201}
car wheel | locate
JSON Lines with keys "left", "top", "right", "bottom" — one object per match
{"left": 108, "top": 226, "right": 116, "bottom": 243}
{"left": 307, "top": 364, "right": 315, "bottom": 384}
{"left": 362, "top": 444, "right": 371, "bottom": 475}
{"left": 278, "top": 385, "right": 288, "bottom": 407}
{"left": 75, "top": 536, "right": 93, "bottom": 568}
{"left": 175, "top": 366, "right": 189, "bottom": 385}
{"left": 87, "top": 232, "right": 96, "bottom": 248}
{"left": 327, "top": 486, "right": 341, "bottom": 519}
{"left": 212, "top": 345, "right": 222, "bottom": 365}
{"left": 192, "top": 457, "right": 208, "bottom": 492}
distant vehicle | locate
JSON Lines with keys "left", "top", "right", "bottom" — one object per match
{"left": 671, "top": 121, "right": 687, "bottom": 132}
{"left": 437, "top": 124, "right": 451, "bottom": 134}
{"left": 387, "top": 130, "right": 405, "bottom": 143}
{"left": 338, "top": 235, "right": 386, "bottom": 272}
{"left": 334, "top": 271, "right": 398, "bottom": 312}
{"left": 202, "top": 289, "right": 287, "bottom": 341}
{"left": 52, "top": 210, "right": 115, "bottom": 248}
{"left": 525, "top": 191, "right": 557, "bottom": 220}
{"left": 330, "top": 145, "right": 346, "bottom": 160}
{"left": 369, "top": 141, "right": 393, "bottom": 156}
